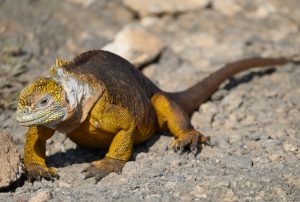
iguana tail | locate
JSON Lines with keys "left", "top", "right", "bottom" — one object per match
{"left": 167, "top": 57, "right": 294, "bottom": 114}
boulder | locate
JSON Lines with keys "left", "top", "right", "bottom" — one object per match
{"left": 103, "top": 26, "right": 164, "bottom": 68}
{"left": 0, "top": 133, "right": 24, "bottom": 191}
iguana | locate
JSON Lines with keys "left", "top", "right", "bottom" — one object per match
{"left": 15, "top": 50, "right": 296, "bottom": 181}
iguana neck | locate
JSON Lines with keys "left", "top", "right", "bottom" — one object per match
{"left": 49, "top": 67, "right": 100, "bottom": 134}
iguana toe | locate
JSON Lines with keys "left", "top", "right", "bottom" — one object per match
{"left": 171, "top": 130, "right": 210, "bottom": 155}
{"left": 81, "top": 157, "right": 126, "bottom": 182}
{"left": 26, "top": 163, "right": 59, "bottom": 182}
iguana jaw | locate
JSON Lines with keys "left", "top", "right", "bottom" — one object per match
{"left": 16, "top": 104, "right": 67, "bottom": 127}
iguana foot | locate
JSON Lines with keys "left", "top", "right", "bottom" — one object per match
{"left": 81, "top": 157, "right": 126, "bottom": 182}
{"left": 26, "top": 163, "right": 59, "bottom": 182}
{"left": 172, "top": 130, "right": 211, "bottom": 154}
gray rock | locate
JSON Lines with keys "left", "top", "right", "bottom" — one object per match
{"left": 282, "top": 142, "right": 298, "bottom": 153}
{"left": 102, "top": 26, "right": 164, "bottom": 68}
{"left": 246, "top": 132, "right": 269, "bottom": 141}
{"left": 191, "top": 102, "right": 218, "bottom": 129}
{"left": 28, "top": 190, "right": 52, "bottom": 202}
{"left": 221, "top": 92, "right": 243, "bottom": 112}
{"left": 0, "top": 133, "right": 24, "bottom": 191}
{"left": 213, "top": 0, "right": 242, "bottom": 17}
{"left": 123, "top": 0, "right": 209, "bottom": 17}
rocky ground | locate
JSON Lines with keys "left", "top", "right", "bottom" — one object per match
{"left": 0, "top": 0, "right": 300, "bottom": 201}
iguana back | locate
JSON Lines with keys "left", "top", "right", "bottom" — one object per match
{"left": 62, "top": 50, "right": 160, "bottom": 133}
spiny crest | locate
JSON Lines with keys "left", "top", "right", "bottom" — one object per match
{"left": 18, "top": 77, "right": 63, "bottom": 109}
{"left": 55, "top": 58, "right": 70, "bottom": 67}
{"left": 50, "top": 58, "right": 70, "bottom": 76}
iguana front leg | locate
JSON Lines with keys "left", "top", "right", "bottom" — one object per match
{"left": 24, "top": 126, "right": 58, "bottom": 181}
{"left": 81, "top": 129, "right": 133, "bottom": 181}
{"left": 82, "top": 104, "right": 135, "bottom": 181}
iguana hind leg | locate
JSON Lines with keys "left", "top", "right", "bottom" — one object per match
{"left": 151, "top": 92, "right": 210, "bottom": 154}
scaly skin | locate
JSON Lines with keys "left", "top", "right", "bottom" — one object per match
{"left": 16, "top": 50, "right": 297, "bottom": 182}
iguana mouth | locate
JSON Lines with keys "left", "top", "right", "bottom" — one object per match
{"left": 16, "top": 112, "right": 49, "bottom": 126}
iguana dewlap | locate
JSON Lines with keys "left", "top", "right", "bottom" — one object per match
{"left": 15, "top": 50, "right": 292, "bottom": 181}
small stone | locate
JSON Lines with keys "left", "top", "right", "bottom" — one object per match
{"left": 123, "top": 0, "right": 209, "bottom": 17}
{"left": 192, "top": 185, "right": 208, "bottom": 198}
{"left": 0, "top": 133, "right": 24, "bottom": 191}
{"left": 221, "top": 189, "right": 238, "bottom": 202}
{"left": 268, "top": 153, "right": 283, "bottom": 161}
{"left": 254, "top": 1, "right": 276, "bottom": 18}
{"left": 102, "top": 26, "right": 164, "bottom": 68}
{"left": 141, "top": 16, "right": 160, "bottom": 27}
{"left": 221, "top": 92, "right": 243, "bottom": 112}
{"left": 67, "top": 0, "right": 95, "bottom": 7}
{"left": 29, "top": 191, "right": 51, "bottom": 202}
{"left": 58, "top": 181, "right": 71, "bottom": 188}
{"left": 283, "top": 142, "right": 298, "bottom": 153}
{"left": 212, "top": 136, "right": 229, "bottom": 148}
{"left": 191, "top": 102, "right": 218, "bottom": 128}
{"left": 265, "top": 124, "right": 288, "bottom": 140}
{"left": 213, "top": 0, "right": 242, "bottom": 17}
{"left": 246, "top": 132, "right": 269, "bottom": 141}
{"left": 229, "top": 133, "right": 242, "bottom": 144}
{"left": 261, "top": 139, "right": 282, "bottom": 151}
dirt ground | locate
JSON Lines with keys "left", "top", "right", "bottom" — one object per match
{"left": 0, "top": 0, "right": 299, "bottom": 201}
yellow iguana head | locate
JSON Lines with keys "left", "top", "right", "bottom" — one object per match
{"left": 15, "top": 77, "right": 68, "bottom": 127}
{"left": 16, "top": 57, "right": 101, "bottom": 133}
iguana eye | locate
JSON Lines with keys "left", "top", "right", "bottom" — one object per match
{"left": 39, "top": 98, "right": 49, "bottom": 107}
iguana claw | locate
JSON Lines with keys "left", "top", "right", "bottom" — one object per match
{"left": 81, "top": 157, "right": 126, "bottom": 182}
{"left": 26, "top": 163, "right": 59, "bottom": 182}
{"left": 171, "top": 130, "right": 210, "bottom": 155}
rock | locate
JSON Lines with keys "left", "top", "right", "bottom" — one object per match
{"left": 28, "top": 191, "right": 52, "bottom": 202}
{"left": 102, "top": 26, "right": 164, "bottom": 68}
{"left": 213, "top": 0, "right": 242, "bottom": 17}
{"left": 123, "top": 0, "right": 209, "bottom": 17}
{"left": 253, "top": 1, "right": 276, "bottom": 18}
{"left": 221, "top": 92, "right": 243, "bottom": 112}
{"left": 261, "top": 139, "right": 282, "bottom": 152}
{"left": 264, "top": 124, "right": 288, "bottom": 140}
{"left": 246, "top": 132, "right": 269, "bottom": 141}
{"left": 221, "top": 189, "right": 238, "bottom": 202}
{"left": 268, "top": 153, "right": 284, "bottom": 162}
{"left": 191, "top": 102, "right": 218, "bottom": 129}
{"left": 67, "top": 0, "right": 95, "bottom": 7}
{"left": 192, "top": 185, "right": 208, "bottom": 199}
{"left": 282, "top": 142, "right": 298, "bottom": 153}
{"left": 0, "top": 133, "right": 24, "bottom": 191}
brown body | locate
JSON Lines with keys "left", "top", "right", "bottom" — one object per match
{"left": 64, "top": 51, "right": 160, "bottom": 148}
{"left": 16, "top": 50, "right": 295, "bottom": 181}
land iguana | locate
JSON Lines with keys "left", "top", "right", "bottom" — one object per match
{"left": 15, "top": 50, "right": 297, "bottom": 181}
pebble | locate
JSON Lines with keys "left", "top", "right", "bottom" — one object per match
{"left": 282, "top": 142, "right": 298, "bottom": 153}
{"left": 28, "top": 191, "right": 51, "bottom": 202}
{"left": 221, "top": 92, "right": 243, "bottom": 112}
{"left": 213, "top": 0, "right": 242, "bottom": 17}
{"left": 123, "top": 0, "right": 209, "bottom": 17}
